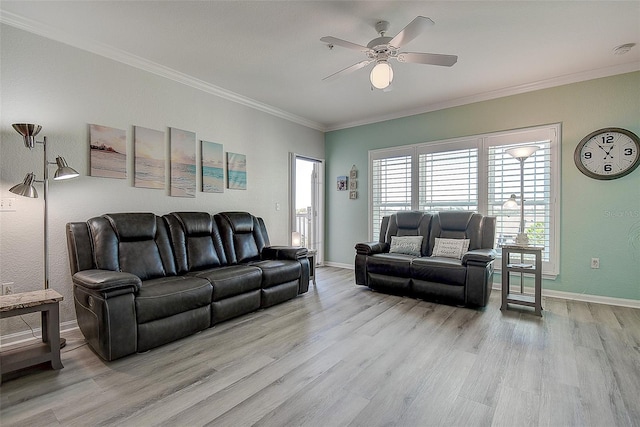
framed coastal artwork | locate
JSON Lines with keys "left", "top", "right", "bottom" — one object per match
{"left": 134, "top": 126, "right": 165, "bottom": 189}
{"left": 170, "top": 128, "right": 196, "bottom": 198}
{"left": 89, "top": 124, "right": 127, "bottom": 179}
{"left": 227, "top": 152, "right": 247, "bottom": 190}
{"left": 201, "top": 140, "right": 224, "bottom": 193}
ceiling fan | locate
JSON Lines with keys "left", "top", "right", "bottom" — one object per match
{"left": 321, "top": 16, "right": 458, "bottom": 90}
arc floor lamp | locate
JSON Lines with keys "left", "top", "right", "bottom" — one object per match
{"left": 9, "top": 123, "right": 79, "bottom": 347}
{"left": 502, "top": 145, "right": 539, "bottom": 246}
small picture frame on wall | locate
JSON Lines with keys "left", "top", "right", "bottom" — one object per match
{"left": 349, "top": 190, "right": 358, "bottom": 200}
{"left": 350, "top": 165, "right": 357, "bottom": 180}
{"left": 349, "top": 179, "right": 357, "bottom": 190}
{"left": 337, "top": 176, "right": 348, "bottom": 191}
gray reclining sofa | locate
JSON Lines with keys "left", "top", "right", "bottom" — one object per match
{"left": 355, "top": 211, "right": 496, "bottom": 307}
{"left": 66, "top": 211, "right": 309, "bottom": 361}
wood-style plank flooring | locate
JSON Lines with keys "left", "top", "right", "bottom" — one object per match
{"left": 1, "top": 267, "right": 639, "bottom": 426}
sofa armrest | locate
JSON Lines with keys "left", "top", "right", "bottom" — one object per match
{"left": 262, "top": 246, "right": 308, "bottom": 261}
{"left": 73, "top": 269, "right": 142, "bottom": 295}
{"left": 355, "top": 241, "right": 389, "bottom": 255}
{"left": 462, "top": 249, "right": 496, "bottom": 265}
{"left": 72, "top": 269, "right": 139, "bottom": 361}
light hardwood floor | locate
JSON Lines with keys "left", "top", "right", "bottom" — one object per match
{"left": 1, "top": 267, "right": 639, "bottom": 426}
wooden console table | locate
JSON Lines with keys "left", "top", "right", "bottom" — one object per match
{"left": 0, "top": 289, "right": 64, "bottom": 379}
{"left": 501, "top": 245, "right": 543, "bottom": 316}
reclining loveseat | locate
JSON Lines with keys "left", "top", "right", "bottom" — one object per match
{"left": 355, "top": 211, "right": 496, "bottom": 307}
{"left": 66, "top": 211, "right": 309, "bottom": 361}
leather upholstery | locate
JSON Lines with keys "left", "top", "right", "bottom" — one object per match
{"left": 66, "top": 211, "right": 310, "bottom": 361}
{"left": 354, "top": 210, "right": 496, "bottom": 307}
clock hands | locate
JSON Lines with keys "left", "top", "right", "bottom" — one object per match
{"left": 596, "top": 144, "right": 615, "bottom": 159}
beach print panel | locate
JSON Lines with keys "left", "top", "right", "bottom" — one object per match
{"left": 227, "top": 152, "right": 247, "bottom": 190}
{"left": 202, "top": 141, "right": 224, "bottom": 193}
{"left": 170, "top": 128, "right": 196, "bottom": 198}
{"left": 134, "top": 126, "right": 165, "bottom": 189}
{"left": 90, "top": 124, "right": 127, "bottom": 179}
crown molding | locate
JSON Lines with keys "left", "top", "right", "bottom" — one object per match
{"left": 0, "top": 11, "right": 326, "bottom": 132}
{"left": 326, "top": 61, "right": 640, "bottom": 132}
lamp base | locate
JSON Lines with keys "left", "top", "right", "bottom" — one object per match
{"left": 515, "top": 233, "right": 529, "bottom": 246}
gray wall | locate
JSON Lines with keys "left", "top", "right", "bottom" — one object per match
{"left": 0, "top": 24, "right": 324, "bottom": 335}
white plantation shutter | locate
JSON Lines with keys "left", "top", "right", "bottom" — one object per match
{"left": 370, "top": 148, "right": 414, "bottom": 241}
{"left": 368, "top": 124, "right": 559, "bottom": 275}
{"left": 418, "top": 144, "right": 478, "bottom": 211}
{"left": 487, "top": 127, "right": 558, "bottom": 273}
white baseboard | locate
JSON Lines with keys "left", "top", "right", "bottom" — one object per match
{"left": 0, "top": 319, "right": 79, "bottom": 349}
{"left": 323, "top": 261, "right": 354, "bottom": 270}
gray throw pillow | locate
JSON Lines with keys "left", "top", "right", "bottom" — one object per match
{"left": 389, "top": 236, "right": 423, "bottom": 256}
{"left": 431, "top": 238, "right": 470, "bottom": 259}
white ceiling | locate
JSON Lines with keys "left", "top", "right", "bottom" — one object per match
{"left": 1, "top": 1, "right": 639, "bottom": 131}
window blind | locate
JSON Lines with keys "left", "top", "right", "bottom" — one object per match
{"left": 419, "top": 147, "right": 478, "bottom": 211}
{"left": 371, "top": 154, "right": 412, "bottom": 241}
{"left": 488, "top": 141, "right": 552, "bottom": 261}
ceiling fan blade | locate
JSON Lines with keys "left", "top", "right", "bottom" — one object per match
{"left": 322, "top": 60, "right": 373, "bottom": 81}
{"left": 389, "top": 16, "right": 434, "bottom": 49}
{"left": 397, "top": 52, "right": 458, "bottom": 67}
{"left": 320, "top": 36, "right": 371, "bottom": 52}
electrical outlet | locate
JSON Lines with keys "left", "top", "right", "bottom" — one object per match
{"left": 0, "top": 198, "right": 16, "bottom": 212}
{"left": 591, "top": 258, "right": 600, "bottom": 269}
{"left": 2, "top": 282, "right": 14, "bottom": 295}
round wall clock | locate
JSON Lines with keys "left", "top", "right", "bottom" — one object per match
{"left": 574, "top": 127, "right": 640, "bottom": 180}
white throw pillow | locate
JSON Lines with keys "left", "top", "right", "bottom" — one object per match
{"left": 431, "top": 238, "right": 470, "bottom": 259}
{"left": 389, "top": 236, "right": 423, "bottom": 256}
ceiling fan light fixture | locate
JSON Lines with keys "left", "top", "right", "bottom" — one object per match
{"left": 370, "top": 61, "right": 393, "bottom": 90}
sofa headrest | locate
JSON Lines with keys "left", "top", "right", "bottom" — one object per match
{"left": 438, "top": 211, "right": 474, "bottom": 231}
{"left": 171, "top": 212, "right": 212, "bottom": 236}
{"left": 218, "top": 212, "right": 254, "bottom": 233}
{"left": 395, "top": 211, "right": 426, "bottom": 229}
{"left": 104, "top": 213, "right": 157, "bottom": 241}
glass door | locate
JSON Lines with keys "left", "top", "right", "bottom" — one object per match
{"left": 290, "top": 154, "right": 324, "bottom": 265}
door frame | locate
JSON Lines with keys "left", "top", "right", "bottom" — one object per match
{"left": 289, "top": 153, "right": 325, "bottom": 265}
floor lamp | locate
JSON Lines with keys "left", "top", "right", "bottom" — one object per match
{"left": 9, "top": 123, "right": 79, "bottom": 347}
{"left": 503, "top": 145, "right": 539, "bottom": 246}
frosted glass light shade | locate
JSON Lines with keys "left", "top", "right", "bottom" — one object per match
{"left": 502, "top": 194, "right": 518, "bottom": 209}
{"left": 370, "top": 61, "right": 394, "bottom": 89}
{"left": 292, "top": 231, "right": 302, "bottom": 247}
{"left": 506, "top": 146, "right": 539, "bottom": 160}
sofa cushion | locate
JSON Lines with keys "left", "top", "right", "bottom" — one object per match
{"left": 251, "top": 260, "right": 301, "bottom": 288}
{"left": 190, "top": 265, "right": 262, "bottom": 301}
{"left": 135, "top": 276, "right": 212, "bottom": 324}
{"left": 389, "top": 236, "right": 423, "bottom": 256}
{"left": 367, "top": 253, "right": 413, "bottom": 277}
{"left": 410, "top": 257, "right": 467, "bottom": 286}
{"left": 431, "top": 238, "right": 470, "bottom": 259}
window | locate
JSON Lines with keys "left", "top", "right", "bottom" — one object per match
{"left": 368, "top": 124, "right": 560, "bottom": 276}
{"left": 371, "top": 148, "right": 414, "bottom": 241}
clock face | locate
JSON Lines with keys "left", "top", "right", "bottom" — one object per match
{"left": 574, "top": 128, "right": 640, "bottom": 180}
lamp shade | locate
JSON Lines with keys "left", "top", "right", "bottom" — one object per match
{"left": 502, "top": 194, "right": 518, "bottom": 209}
{"left": 9, "top": 172, "right": 38, "bottom": 198}
{"left": 370, "top": 61, "right": 394, "bottom": 89}
{"left": 12, "top": 123, "right": 42, "bottom": 149}
{"left": 53, "top": 156, "right": 79, "bottom": 180}
{"left": 292, "top": 231, "right": 302, "bottom": 247}
{"left": 505, "top": 145, "right": 539, "bottom": 161}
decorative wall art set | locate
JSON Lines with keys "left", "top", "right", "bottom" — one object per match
{"left": 336, "top": 165, "right": 358, "bottom": 200}
{"left": 89, "top": 124, "right": 247, "bottom": 196}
